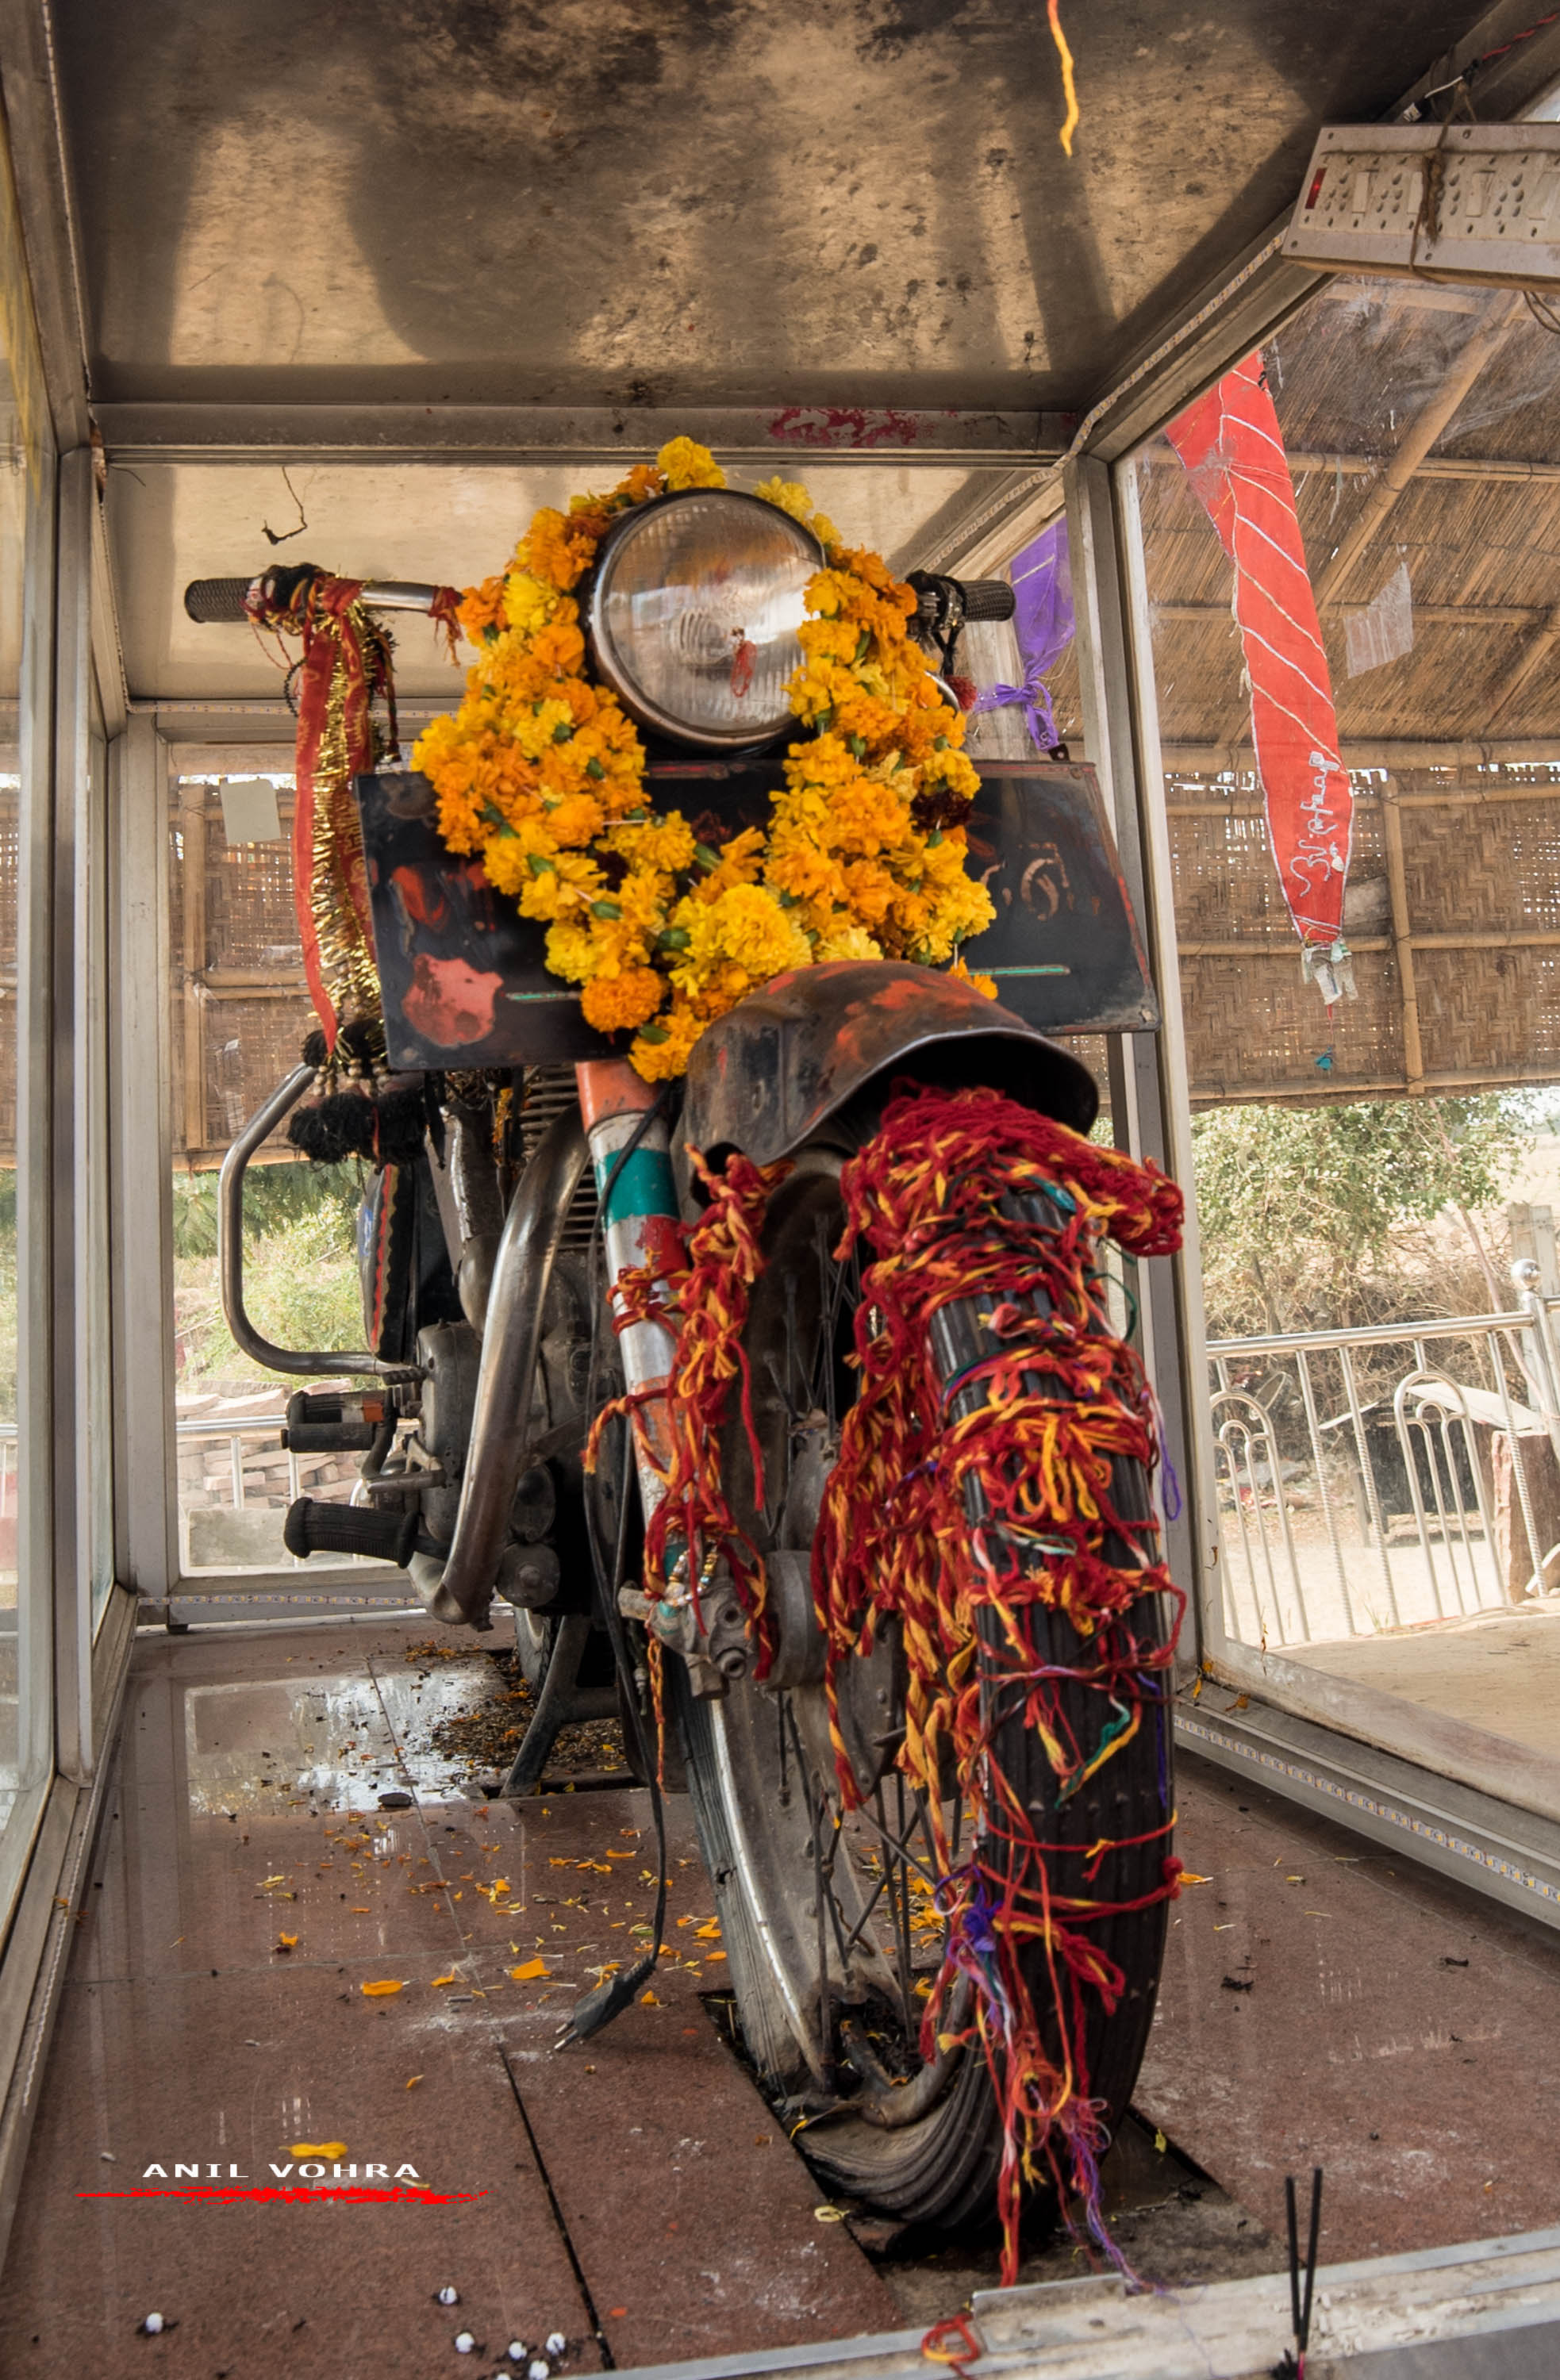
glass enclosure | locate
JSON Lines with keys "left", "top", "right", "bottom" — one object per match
{"left": 1129, "top": 275, "right": 1560, "bottom": 1775}
{"left": 168, "top": 763, "right": 386, "bottom": 1578}
{"left": 0, "top": 130, "right": 50, "bottom": 1871}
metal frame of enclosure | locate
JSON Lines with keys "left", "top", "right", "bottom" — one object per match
{"left": 6, "top": 0, "right": 1560, "bottom": 2248}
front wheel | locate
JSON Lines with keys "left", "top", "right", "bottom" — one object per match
{"left": 674, "top": 1115, "right": 1175, "bottom": 2232}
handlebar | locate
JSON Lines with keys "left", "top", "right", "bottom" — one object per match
{"left": 184, "top": 566, "right": 1016, "bottom": 628}
{"left": 906, "top": 571, "right": 1016, "bottom": 628}
{"left": 183, "top": 570, "right": 448, "bottom": 624}
{"left": 948, "top": 580, "right": 1017, "bottom": 623}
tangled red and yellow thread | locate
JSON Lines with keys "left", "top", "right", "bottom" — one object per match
{"left": 814, "top": 1086, "right": 1183, "bottom": 2278}
{"left": 592, "top": 1086, "right": 1183, "bottom": 2280}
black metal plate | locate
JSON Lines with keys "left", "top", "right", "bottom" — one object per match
{"left": 358, "top": 758, "right": 1155, "bottom": 1071}
{"left": 962, "top": 761, "right": 1158, "bottom": 1033}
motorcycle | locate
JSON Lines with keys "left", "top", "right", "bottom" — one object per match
{"left": 184, "top": 500, "right": 1176, "bottom": 2246}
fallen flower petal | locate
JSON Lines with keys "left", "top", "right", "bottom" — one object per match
{"left": 360, "top": 1980, "right": 405, "bottom": 1997}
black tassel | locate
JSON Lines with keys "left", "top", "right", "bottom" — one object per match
{"left": 314, "top": 1088, "right": 378, "bottom": 1159}
{"left": 373, "top": 1081, "right": 428, "bottom": 1168}
{"left": 286, "top": 1102, "right": 350, "bottom": 1164}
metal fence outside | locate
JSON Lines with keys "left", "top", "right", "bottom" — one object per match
{"left": 175, "top": 1410, "right": 371, "bottom": 1576}
{"left": 1207, "top": 1288, "right": 1560, "bottom": 1649}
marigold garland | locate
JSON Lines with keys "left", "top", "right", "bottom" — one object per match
{"left": 413, "top": 438, "right": 997, "bottom": 1079}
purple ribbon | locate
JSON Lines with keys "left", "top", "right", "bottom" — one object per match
{"left": 970, "top": 516, "right": 1074, "bottom": 752}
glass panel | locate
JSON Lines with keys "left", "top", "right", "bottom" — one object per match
{"left": 168, "top": 761, "right": 382, "bottom": 1576}
{"left": 85, "top": 701, "right": 113, "bottom": 1632}
{"left": 1132, "top": 277, "right": 1560, "bottom": 1775}
{"left": 0, "top": 126, "right": 52, "bottom": 1847}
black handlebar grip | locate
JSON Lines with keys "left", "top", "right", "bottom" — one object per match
{"left": 958, "top": 579, "right": 1016, "bottom": 624}
{"left": 183, "top": 576, "right": 255, "bottom": 624}
{"left": 282, "top": 1388, "right": 382, "bottom": 1453}
{"left": 283, "top": 1418, "right": 381, "bottom": 1454}
{"left": 282, "top": 1497, "right": 419, "bottom": 1568}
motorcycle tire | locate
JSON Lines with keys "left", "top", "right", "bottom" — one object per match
{"left": 673, "top": 1117, "right": 1175, "bottom": 2231}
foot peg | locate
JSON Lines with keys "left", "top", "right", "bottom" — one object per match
{"left": 282, "top": 1389, "right": 390, "bottom": 1454}
{"left": 282, "top": 1497, "right": 419, "bottom": 1567}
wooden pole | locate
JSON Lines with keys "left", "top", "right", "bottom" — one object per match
{"left": 1310, "top": 298, "right": 1523, "bottom": 608}
{"left": 1379, "top": 788, "right": 1424, "bottom": 1094}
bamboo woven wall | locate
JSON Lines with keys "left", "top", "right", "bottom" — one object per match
{"left": 1168, "top": 766, "right": 1560, "bottom": 1105}
{"left": 171, "top": 778, "right": 314, "bottom": 1169}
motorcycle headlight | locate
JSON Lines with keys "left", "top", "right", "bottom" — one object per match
{"left": 586, "top": 490, "right": 823, "bottom": 750}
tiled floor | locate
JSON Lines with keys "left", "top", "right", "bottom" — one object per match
{"left": 1295, "top": 1595, "right": 1560, "bottom": 1763}
{"left": 0, "top": 1618, "right": 897, "bottom": 2378}
{"left": 1137, "top": 1756, "right": 1560, "bottom": 2260}
{"left": 4, "top": 1614, "right": 1560, "bottom": 2378}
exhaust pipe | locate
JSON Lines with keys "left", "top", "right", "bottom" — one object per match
{"left": 418, "top": 1104, "right": 590, "bottom": 1629}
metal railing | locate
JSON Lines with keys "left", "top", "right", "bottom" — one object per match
{"left": 173, "top": 1410, "right": 370, "bottom": 1575}
{"left": 1206, "top": 1289, "right": 1560, "bottom": 1649}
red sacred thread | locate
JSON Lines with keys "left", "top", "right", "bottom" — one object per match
{"left": 428, "top": 584, "right": 465, "bottom": 665}
{"left": 814, "top": 1085, "right": 1185, "bottom": 2283}
{"left": 921, "top": 2313, "right": 984, "bottom": 2377}
{"left": 588, "top": 1089, "right": 1182, "bottom": 2282}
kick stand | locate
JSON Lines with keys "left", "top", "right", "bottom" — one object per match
{"left": 501, "top": 1611, "right": 619, "bottom": 1797}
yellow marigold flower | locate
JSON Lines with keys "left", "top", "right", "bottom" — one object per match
{"left": 621, "top": 463, "right": 665, "bottom": 504}
{"left": 754, "top": 478, "right": 810, "bottom": 525}
{"left": 630, "top": 1001, "right": 705, "bottom": 1083}
{"left": 656, "top": 436, "right": 725, "bottom": 493}
{"left": 687, "top": 827, "right": 766, "bottom": 900}
{"left": 765, "top": 841, "right": 849, "bottom": 909}
{"left": 582, "top": 968, "right": 665, "bottom": 1034}
{"left": 607, "top": 813, "right": 697, "bottom": 875}
{"left": 753, "top": 478, "right": 840, "bottom": 555}
{"left": 816, "top": 923, "right": 883, "bottom": 963}
{"left": 503, "top": 572, "right": 557, "bottom": 637}
{"left": 673, "top": 884, "right": 811, "bottom": 992}
{"left": 544, "top": 922, "right": 599, "bottom": 983}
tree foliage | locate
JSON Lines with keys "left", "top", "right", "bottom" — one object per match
{"left": 1191, "top": 1092, "right": 1546, "bottom": 1336}
{"left": 172, "top": 1158, "right": 363, "bottom": 1260}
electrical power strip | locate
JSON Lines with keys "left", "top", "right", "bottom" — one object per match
{"left": 1283, "top": 121, "right": 1560, "bottom": 286}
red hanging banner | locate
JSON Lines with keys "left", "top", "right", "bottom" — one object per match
{"left": 1166, "top": 354, "right": 1354, "bottom": 994}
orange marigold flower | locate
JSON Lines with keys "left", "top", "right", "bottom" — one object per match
{"left": 532, "top": 620, "right": 586, "bottom": 677}
{"left": 457, "top": 575, "right": 508, "bottom": 646}
{"left": 947, "top": 955, "right": 998, "bottom": 999}
{"left": 582, "top": 968, "right": 665, "bottom": 1035}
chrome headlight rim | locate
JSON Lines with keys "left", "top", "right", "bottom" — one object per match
{"left": 586, "top": 488, "right": 825, "bottom": 754}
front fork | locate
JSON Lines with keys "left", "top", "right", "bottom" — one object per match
{"left": 576, "top": 1059, "right": 750, "bottom": 1696}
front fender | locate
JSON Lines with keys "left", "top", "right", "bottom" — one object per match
{"left": 680, "top": 962, "right": 1097, "bottom": 1180}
